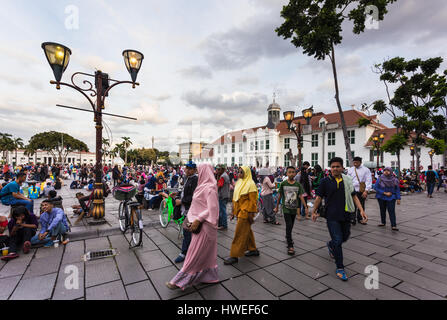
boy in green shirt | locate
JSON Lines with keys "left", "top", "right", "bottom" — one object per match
{"left": 274, "top": 166, "right": 308, "bottom": 255}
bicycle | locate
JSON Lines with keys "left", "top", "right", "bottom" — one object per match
{"left": 114, "top": 184, "right": 143, "bottom": 248}
{"left": 159, "top": 188, "right": 184, "bottom": 239}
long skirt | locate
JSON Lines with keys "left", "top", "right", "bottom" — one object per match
{"left": 229, "top": 217, "right": 257, "bottom": 258}
{"left": 169, "top": 222, "right": 219, "bottom": 290}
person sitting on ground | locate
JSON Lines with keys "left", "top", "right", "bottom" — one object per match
{"left": 28, "top": 181, "right": 41, "bottom": 200}
{"left": 0, "top": 172, "right": 34, "bottom": 214}
{"left": 43, "top": 182, "right": 55, "bottom": 198}
{"left": 0, "top": 215, "right": 9, "bottom": 250}
{"left": 72, "top": 192, "right": 92, "bottom": 216}
{"left": 1, "top": 206, "right": 38, "bottom": 261}
{"left": 31, "top": 199, "right": 70, "bottom": 247}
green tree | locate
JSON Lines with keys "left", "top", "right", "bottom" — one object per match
{"left": 381, "top": 133, "right": 407, "bottom": 176}
{"left": 373, "top": 57, "right": 447, "bottom": 174}
{"left": 121, "top": 137, "right": 132, "bottom": 165}
{"left": 427, "top": 138, "right": 446, "bottom": 156}
{"left": 276, "top": 0, "right": 396, "bottom": 165}
{"left": 102, "top": 138, "right": 111, "bottom": 164}
{"left": 12, "top": 137, "right": 24, "bottom": 166}
{"left": 0, "top": 133, "right": 14, "bottom": 164}
{"left": 28, "top": 131, "right": 89, "bottom": 164}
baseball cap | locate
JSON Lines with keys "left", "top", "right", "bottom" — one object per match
{"left": 185, "top": 161, "right": 197, "bottom": 169}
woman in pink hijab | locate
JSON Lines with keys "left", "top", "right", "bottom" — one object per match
{"left": 166, "top": 163, "right": 219, "bottom": 290}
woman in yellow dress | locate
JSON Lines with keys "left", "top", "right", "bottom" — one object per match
{"left": 224, "top": 166, "right": 259, "bottom": 265}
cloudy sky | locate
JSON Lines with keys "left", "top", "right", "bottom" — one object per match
{"left": 1, "top": 0, "right": 446, "bottom": 152}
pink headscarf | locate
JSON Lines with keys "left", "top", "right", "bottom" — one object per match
{"left": 187, "top": 164, "right": 219, "bottom": 227}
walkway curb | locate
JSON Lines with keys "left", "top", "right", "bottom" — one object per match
{"left": 69, "top": 221, "right": 161, "bottom": 241}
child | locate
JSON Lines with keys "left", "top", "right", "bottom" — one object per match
{"left": 274, "top": 166, "right": 308, "bottom": 255}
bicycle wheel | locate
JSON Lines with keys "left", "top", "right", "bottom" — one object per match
{"left": 159, "top": 200, "right": 170, "bottom": 228}
{"left": 118, "top": 201, "right": 127, "bottom": 233}
{"left": 130, "top": 206, "right": 143, "bottom": 247}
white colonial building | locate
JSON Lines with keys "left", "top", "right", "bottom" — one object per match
{"left": 193, "top": 100, "right": 445, "bottom": 170}
{"left": 1, "top": 149, "right": 114, "bottom": 166}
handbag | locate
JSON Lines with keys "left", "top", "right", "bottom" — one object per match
{"left": 182, "top": 216, "right": 202, "bottom": 234}
{"left": 354, "top": 168, "right": 366, "bottom": 193}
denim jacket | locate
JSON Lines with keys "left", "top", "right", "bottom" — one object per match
{"left": 374, "top": 181, "right": 401, "bottom": 201}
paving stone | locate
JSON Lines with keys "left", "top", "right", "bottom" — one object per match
{"left": 52, "top": 262, "right": 84, "bottom": 300}
{"left": 232, "top": 257, "right": 260, "bottom": 273}
{"left": 85, "top": 237, "right": 110, "bottom": 252}
{"left": 216, "top": 257, "right": 243, "bottom": 281}
{"left": 264, "top": 263, "right": 327, "bottom": 298}
{"left": 395, "top": 282, "right": 446, "bottom": 300}
{"left": 311, "top": 248, "right": 355, "bottom": 266}
{"left": 279, "top": 290, "right": 309, "bottom": 300}
{"left": 222, "top": 275, "right": 278, "bottom": 300}
{"left": 245, "top": 251, "right": 279, "bottom": 268}
{"left": 370, "top": 253, "right": 421, "bottom": 273}
{"left": 387, "top": 244, "right": 436, "bottom": 261}
{"left": 34, "top": 245, "right": 64, "bottom": 259}
{"left": 260, "top": 245, "right": 302, "bottom": 261}
{"left": 136, "top": 249, "right": 172, "bottom": 272}
{"left": 317, "top": 275, "right": 376, "bottom": 300}
{"left": 247, "top": 268, "right": 294, "bottom": 296}
{"left": 377, "top": 262, "right": 447, "bottom": 297}
{"left": 125, "top": 280, "right": 161, "bottom": 300}
{"left": 0, "top": 275, "right": 21, "bottom": 300}
{"left": 114, "top": 251, "right": 148, "bottom": 285}
{"left": 85, "top": 258, "right": 120, "bottom": 288}
{"left": 393, "top": 253, "right": 447, "bottom": 275}
{"left": 86, "top": 280, "right": 128, "bottom": 300}
{"left": 347, "top": 263, "right": 401, "bottom": 288}
{"left": 175, "top": 292, "right": 204, "bottom": 300}
{"left": 147, "top": 265, "right": 196, "bottom": 300}
{"left": 23, "top": 255, "right": 62, "bottom": 279}
{"left": 354, "top": 235, "right": 394, "bottom": 248}
{"left": 199, "top": 283, "right": 236, "bottom": 300}
{"left": 0, "top": 252, "right": 34, "bottom": 279}
{"left": 432, "top": 258, "right": 447, "bottom": 267}
{"left": 283, "top": 257, "right": 327, "bottom": 279}
{"left": 347, "top": 238, "right": 398, "bottom": 257}
{"left": 416, "top": 268, "right": 447, "bottom": 285}
{"left": 312, "top": 289, "right": 349, "bottom": 300}
{"left": 61, "top": 240, "right": 85, "bottom": 265}
{"left": 10, "top": 273, "right": 57, "bottom": 300}
{"left": 144, "top": 229, "right": 172, "bottom": 246}
{"left": 348, "top": 274, "right": 415, "bottom": 300}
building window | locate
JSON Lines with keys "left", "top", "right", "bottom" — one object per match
{"left": 231, "top": 157, "right": 235, "bottom": 166}
{"left": 284, "top": 138, "right": 290, "bottom": 149}
{"left": 239, "top": 157, "right": 242, "bottom": 166}
{"left": 266, "top": 140, "right": 270, "bottom": 150}
{"left": 232, "top": 143, "right": 235, "bottom": 153}
{"left": 239, "top": 143, "right": 243, "bottom": 152}
{"left": 312, "top": 134, "right": 318, "bottom": 147}
{"left": 218, "top": 146, "right": 221, "bottom": 154}
{"left": 224, "top": 145, "right": 227, "bottom": 153}
{"left": 250, "top": 142, "right": 254, "bottom": 151}
{"left": 328, "top": 152, "right": 335, "bottom": 167}
{"left": 346, "top": 151, "right": 355, "bottom": 167}
{"left": 311, "top": 153, "right": 318, "bottom": 167}
{"left": 255, "top": 141, "right": 258, "bottom": 151}
{"left": 328, "top": 132, "right": 335, "bottom": 146}
{"left": 260, "top": 141, "right": 264, "bottom": 150}
{"left": 348, "top": 130, "right": 355, "bottom": 144}
{"left": 284, "top": 153, "right": 290, "bottom": 167}
{"left": 218, "top": 158, "right": 221, "bottom": 164}
{"left": 224, "top": 157, "right": 227, "bottom": 165}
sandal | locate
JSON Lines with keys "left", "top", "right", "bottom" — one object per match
{"left": 272, "top": 221, "right": 281, "bottom": 225}
{"left": 166, "top": 282, "right": 179, "bottom": 290}
{"left": 287, "top": 247, "right": 295, "bottom": 255}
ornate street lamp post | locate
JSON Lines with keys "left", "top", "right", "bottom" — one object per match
{"left": 42, "top": 42, "right": 144, "bottom": 221}
{"left": 372, "top": 133, "right": 385, "bottom": 169}
{"left": 429, "top": 149, "right": 435, "bottom": 167}
{"left": 283, "top": 107, "right": 313, "bottom": 168}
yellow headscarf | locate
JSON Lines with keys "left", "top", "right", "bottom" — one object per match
{"left": 233, "top": 166, "right": 258, "bottom": 202}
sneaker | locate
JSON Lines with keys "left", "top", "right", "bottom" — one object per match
{"left": 43, "top": 240, "right": 54, "bottom": 248}
{"left": 1, "top": 253, "right": 19, "bottom": 261}
{"left": 223, "top": 257, "right": 238, "bottom": 265}
{"left": 174, "top": 254, "right": 185, "bottom": 263}
{"left": 336, "top": 269, "right": 348, "bottom": 281}
{"left": 327, "top": 241, "right": 334, "bottom": 259}
{"left": 23, "top": 241, "right": 31, "bottom": 254}
{"left": 245, "top": 250, "right": 260, "bottom": 257}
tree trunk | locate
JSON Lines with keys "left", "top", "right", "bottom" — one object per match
{"left": 396, "top": 150, "right": 401, "bottom": 179}
{"left": 415, "top": 144, "right": 421, "bottom": 175}
{"left": 330, "top": 43, "right": 353, "bottom": 165}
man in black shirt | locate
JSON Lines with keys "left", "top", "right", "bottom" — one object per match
{"left": 312, "top": 157, "right": 368, "bottom": 281}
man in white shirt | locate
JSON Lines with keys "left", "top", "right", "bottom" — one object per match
{"left": 347, "top": 157, "right": 372, "bottom": 225}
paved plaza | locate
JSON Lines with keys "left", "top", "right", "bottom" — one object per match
{"left": 1, "top": 182, "right": 447, "bottom": 300}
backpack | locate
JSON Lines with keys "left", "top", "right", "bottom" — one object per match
{"left": 426, "top": 170, "right": 436, "bottom": 183}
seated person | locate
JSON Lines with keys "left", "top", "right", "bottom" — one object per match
{"left": 1, "top": 206, "right": 38, "bottom": 261}
{"left": 43, "top": 182, "right": 55, "bottom": 198}
{"left": 0, "top": 172, "right": 34, "bottom": 214}
{"left": 28, "top": 182, "right": 41, "bottom": 200}
{"left": 72, "top": 192, "right": 92, "bottom": 216}
{"left": 0, "top": 216, "right": 9, "bottom": 250}
{"left": 399, "top": 179, "right": 409, "bottom": 192}
{"left": 32, "top": 199, "right": 70, "bottom": 247}
{"left": 48, "top": 190, "right": 64, "bottom": 210}
{"left": 54, "top": 177, "right": 63, "bottom": 190}
{"left": 144, "top": 176, "right": 165, "bottom": 209}
{"left": 135, "top": 178, "right": 146, "bottom": 204}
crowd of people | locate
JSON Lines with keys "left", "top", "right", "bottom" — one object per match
{"left": 0, "top": 158, "right": 446, "bottom": 283}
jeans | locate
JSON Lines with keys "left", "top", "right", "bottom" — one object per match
{"left": 218, "top": 198, "right": 228, "bottom": 228}
{"left": 427, "top": 182, "right": 436, "bottom": 196}
{"left": 181, "top": 229, "right": 192, "bottom": 255}
{"left": 327, "top": 220, "right": 351, "bottom": 269}
{"left": 73, "top": 173, "right": 77, "bottom": 180}
{"left": 9, "top": 227, "right": 36, "bottom": 253}
{"left": 378, "top": 199, "right": 397, "bottom": 227}
{"left": 284, "top": 213, "right": 297, "bottom": 248}
{"left": 300, "top": 197, "right": 308, "bottom": 217}
{"left": 30, "top": 233, "right": 52, "bottom": 246}
{"left": 8, "top": 199, "right": 34, "bottom": 214}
